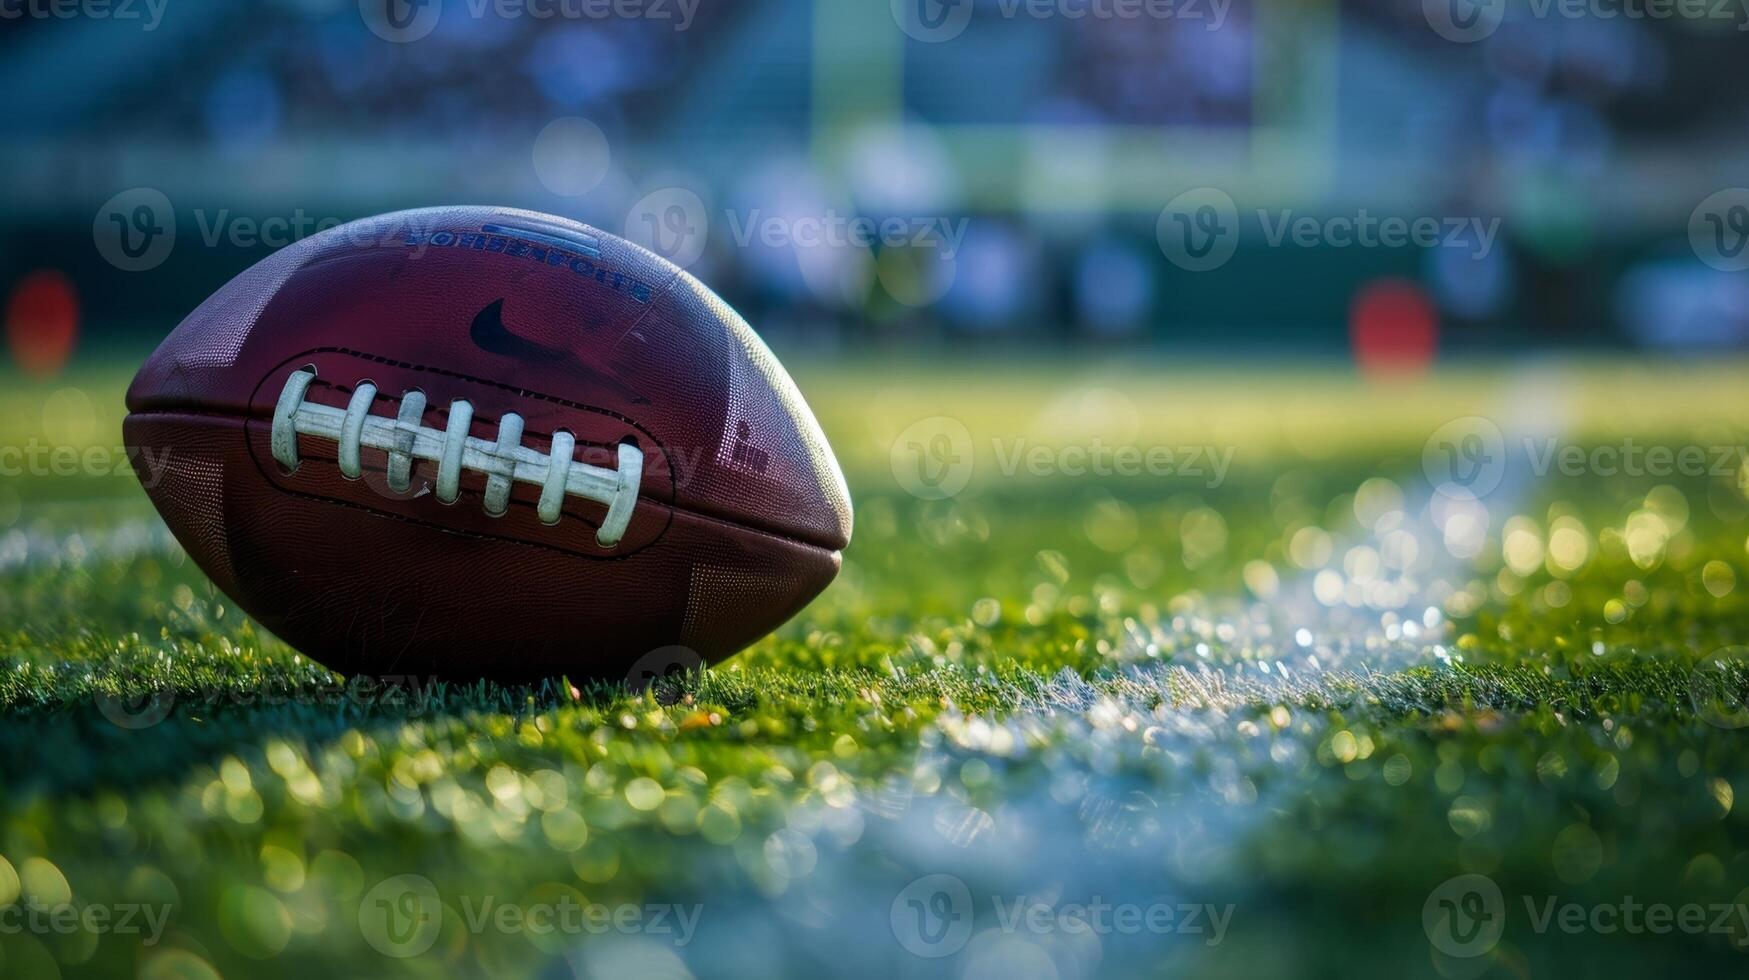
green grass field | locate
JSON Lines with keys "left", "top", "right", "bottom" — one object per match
{"left": 2, "top": 353, "right": 1749, "bottom": 978}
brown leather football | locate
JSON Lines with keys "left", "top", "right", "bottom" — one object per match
{"left": 124, "top": 206, "right": 852, "bottom": 682}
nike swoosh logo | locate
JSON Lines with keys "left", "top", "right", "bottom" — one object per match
{"left": 468, "top": 299, "right": 649, "bottom": 405}
{"left": 471, "top": 299, "right": 565, "bottom": 361}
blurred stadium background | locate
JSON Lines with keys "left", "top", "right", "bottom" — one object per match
{"left": 7, "top": 5, "right": 1749, "bottom": 978}
{"left": 5, "top": 0, "right": 1749, "bottom": 369}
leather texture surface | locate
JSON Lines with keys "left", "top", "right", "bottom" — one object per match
{"left": 125, "top": 207, "right": 851, "bottom": 681}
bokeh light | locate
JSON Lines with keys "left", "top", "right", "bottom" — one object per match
{"left": 6, "top": 270, "right": 79, "bottom": 378}
{"left": 1349, "top": 279, "right": 1438, "bottom": 380}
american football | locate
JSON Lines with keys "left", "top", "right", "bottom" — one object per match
{"left": 123, "top": 206, "right": 851, "bottom": 681}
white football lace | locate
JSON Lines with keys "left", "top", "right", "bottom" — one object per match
{"left": 270, "top": 368, "right": 643, "bottom": 547}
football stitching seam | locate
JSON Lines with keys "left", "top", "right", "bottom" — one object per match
{"left": 273, "top": 369, "right": 646, "bottom": 546}
{"left": 277, "top": 348, "right": 845, "bottom": 552}
{"left": 128, "top": 410, "right": 843, "bottom": 559}
{"left": 249, "top": 347, "right": 683, "bottom": 505}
